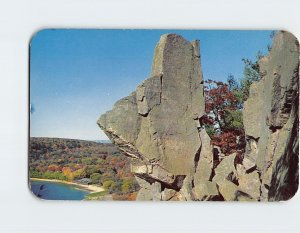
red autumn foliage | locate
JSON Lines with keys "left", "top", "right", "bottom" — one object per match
{"left": 204, "top": 80, "right": 238, "bottom": 116}
{"left": 203, "top": 80, "right": 245, "bottom": 155}
{"left": 211, "top": 131, "right": 239, "bottom": 155}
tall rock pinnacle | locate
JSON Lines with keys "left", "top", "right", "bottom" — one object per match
{"left": 98, "top": 34, "right": 213, "bottom": 200}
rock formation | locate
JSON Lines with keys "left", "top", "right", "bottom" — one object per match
{"left": 242, "top": 31, "right": 299, "bottom": 201}
{"left": 98, "top": 31, "right": 299, "bottom": 201}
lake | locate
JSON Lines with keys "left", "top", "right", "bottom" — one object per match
{"left": 30, "top": 180, "right": 90, "bottom": 200}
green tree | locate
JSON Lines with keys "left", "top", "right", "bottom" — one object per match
{"left": 226, "top": 51, "right": 263, "bottom": 106}
{"left": 103, "top": 180, "right": 116, "bottom": 193}
{"left": 81, "top": 157, "right": 93, "bottom": 165}
{"left": 90, "top": 173, "right": 101, "bottom": 184}
{"left": 85, "top": 165, "right": 99, "bottom": 177}
{"left": 121, "top": 178, "right": 135, "bottom": 194}
{"left": 240, "top": 52, "right": 263, "bottom": 101}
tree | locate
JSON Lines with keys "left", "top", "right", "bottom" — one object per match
{"left": 226, "top": 51, "right": 263, "bottom": 106}
{"left": 121, "top": 178, "right": 134, "bottom": 194}
{"left": 227, "top": 74, "right": 243, "bottom": 109}
{"left": 103, "top": 180, "right": 116, "bottom": 194}
{"left": 62, "top": 167, "right": 74, "bottom": 181}
{"left": 203, "top": 80, "right": 245, "bottom": 155}
{"left": 47, "top": 164, "right": 61, "bottom": 172}
{"left": 204, "top": 79, "right": 239, "bottom": 131}
{"left": 203, "top": 50, "right": 264, "bottom": 155}
{"left": 73, "top": 168, "right": 86, "bottom": 179}
{"left": 90, "top": 173, "right": 101, "bottom": 184}
{"left": 240, "top": 52, "right": 263, "bottom": 101}
{"left": 85, "top": 165, "right": 99, "bottom": 177}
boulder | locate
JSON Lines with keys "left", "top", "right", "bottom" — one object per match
{"left": 136, "top": 187, "right": 153, "bottom": 201}
{"left": 193, "top": 181, "right": 219, "bottom": 201}
{"left": 161, "top": 188, "right": 177, "bottom": 201}
{"left": 242, "top": 157, "right": 256, "bottom": 172}
{"left": 179, "top": 175, "right": 194, "bottom": 201}
{"left": 193, "top": 130, "right": 214, "bottom": 186}
{"left": 218, "top": 180, "right": 239, "bottom": 201}
{"left": 151, "top": 182, "right": 162, "bottom": 201}
{"left": 236, "top": 164, "right": 246, "bottom": 177}
{"left": 238, "top": 171, "right": 261, "bottom": 200}
{"left": 213, "top": 153, "right": 237, "bottom": 184}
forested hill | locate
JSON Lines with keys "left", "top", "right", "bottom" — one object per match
{"left": 29, "top": 137, "right": 139, "bottom": 200}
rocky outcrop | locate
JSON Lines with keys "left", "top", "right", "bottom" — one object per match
{"left": 242, "top": 31, "right": 299, "bottom": 201}
{"left": 98, "top": 34, "right": 215, "bottom": 200}
{"left": 98, "top": 31, "right": 299, "bottom": 201}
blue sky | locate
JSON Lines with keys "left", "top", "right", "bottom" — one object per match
{"left": 30, "top": 29, "right": 273, "bottom": 140}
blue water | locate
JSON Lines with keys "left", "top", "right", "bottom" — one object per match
{"left": 30, "top": 180, "right": 90, "bottom": 200}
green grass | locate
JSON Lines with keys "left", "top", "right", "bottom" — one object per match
{"left": 84, "top": 191, "right": 108, "bottom": 200}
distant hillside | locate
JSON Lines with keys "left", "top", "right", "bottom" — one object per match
{"left": 93, "top": 139, "right": 112, "bottom": 144}
{"left": 29, "top": 137, "right": 139, "bottom": 200}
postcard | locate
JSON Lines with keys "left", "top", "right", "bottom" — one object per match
{"left": 29, "top": 29, "right": 299, "bottom": 201}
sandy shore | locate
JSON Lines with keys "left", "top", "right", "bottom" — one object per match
{"left": 30, "top": 178, "right": 105, "bottom": 193}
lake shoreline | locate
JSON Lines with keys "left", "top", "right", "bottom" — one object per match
{"left": 30, "top": 178, "right": 105, "bottom": 193}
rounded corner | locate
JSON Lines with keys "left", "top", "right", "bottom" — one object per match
{"left": 280, "top": 185, "right": 299, "bottom": 202}
{"left": 29, "top": 28, "right": 50, "bottom": 48}
{"left": 27, "top": 179, "right": 47, "bottom": 201}
{"left": 279, "top": 29, "right": 300, "bottom": 46}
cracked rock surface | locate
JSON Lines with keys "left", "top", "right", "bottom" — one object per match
{"left": 98, "top": 32, "right": 299, "bottom": 201}
{"left": 242, "top": 31, "right": 299, "bottom": 201}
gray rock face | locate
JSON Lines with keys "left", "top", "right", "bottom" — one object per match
{"left": 242, "top": 31, "right": 299, "bottom": 201}
{"left": 193, "top": 181, "right": 219, "bottom": 201}
{"left": 98, "top": 31, "right": 299, "bottom": 201}
{"left": 98, "top": 34, "right": 213, "bottom": 200}
{"left": 98, "top": 34, "right": 212, "bottom": 199}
